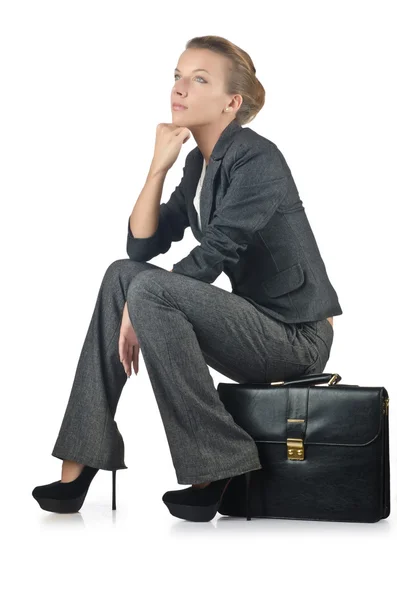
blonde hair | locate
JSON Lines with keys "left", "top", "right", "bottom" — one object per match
{"left": 185, "top": 35, "right": 265, "bottom": 126}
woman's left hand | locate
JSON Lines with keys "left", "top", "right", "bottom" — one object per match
{"left": 119, "top": 302, "right": 140, "bottom": 377}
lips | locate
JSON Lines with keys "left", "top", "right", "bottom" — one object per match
{"left": 172, "top": 103, "right": 187, "bottom": 110}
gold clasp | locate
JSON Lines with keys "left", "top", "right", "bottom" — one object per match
{"left": 287, "top": 438, "right": 305, "bottom": 460}
{"left": 328, "top": 373, "right": 341, "bottom": 385}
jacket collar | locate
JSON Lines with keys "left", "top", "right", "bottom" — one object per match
{"left": 186, "top": 119, "right": 243, "bottom": 236}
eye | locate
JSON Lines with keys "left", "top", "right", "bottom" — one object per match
{"left": 174, "top": 74, "right": 207, "bottom": 83}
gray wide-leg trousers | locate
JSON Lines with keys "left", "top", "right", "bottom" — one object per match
{"left": 51, "top": 259, "right": 334, "bottom": 485}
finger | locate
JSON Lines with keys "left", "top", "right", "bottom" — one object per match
{"left": 123, "top": 350, "right": 131, "bottom": 377}
{"left": 126, "top": 344, "right": 133, "bottom": 377}
{"left": 120, "top": 342, "right": 128, "bottom": 376}
{"left": 133, "top": 345, "right": 139, "bottom": 375}
{"left": 119, "top": 336, "right": 125, "bottom": 363}
{"left": 121, "top": 358, "right": 128, "bottom": 377}
{"left": 132, "top": 346, "right": 137, "bottom": 375}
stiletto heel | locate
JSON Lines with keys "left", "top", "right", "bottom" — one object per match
{"left": 245, "top": 470, "right": 252, "bottom": 521}
{"left": 112, "top": 469, "right": 117, "bottom": 510}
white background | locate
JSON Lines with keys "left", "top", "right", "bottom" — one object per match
{"left": 1, "top": 0, "right": 396, "bottom": 598}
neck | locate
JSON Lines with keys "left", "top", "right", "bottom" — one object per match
{"left": 190, "top": 118, "right": 236, "bottom": 165}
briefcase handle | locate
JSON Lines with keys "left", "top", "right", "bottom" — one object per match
{"left": 271, "top": 372, "right": 342, "bottom": 386}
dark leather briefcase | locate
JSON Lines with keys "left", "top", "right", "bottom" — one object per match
{"left": 217, "top": 372, "right": 390, "bottom": 523}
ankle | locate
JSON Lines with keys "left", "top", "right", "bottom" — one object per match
{"left": 61, "top": 460, "right": 85, "bottom": 483}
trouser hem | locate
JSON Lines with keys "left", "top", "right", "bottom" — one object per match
{"left": 51, "top": 449, "right": 128, "bottom": 471}
{"left": 176, "top": 460, "right": 263, "bottom": 485}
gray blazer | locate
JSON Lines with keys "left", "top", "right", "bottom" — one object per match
{"left": 126, "top": 119, "right": 343, "bottom": 323}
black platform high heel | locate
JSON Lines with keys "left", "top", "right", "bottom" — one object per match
{"left": 162, "top": 468, "right": 254, "bottom": 522}
{"left": 32, "top": 466, "right": 117, "bottom": 513}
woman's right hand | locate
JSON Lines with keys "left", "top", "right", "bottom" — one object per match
{"left": 150, "top": 123, "right": 191, "bottom": 175}
{"left": 119, "top": 301, "right": 139, "bottom": 378}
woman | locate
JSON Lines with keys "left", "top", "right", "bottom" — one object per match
{"left": 32, "top": 35, "right": 342, "bottom": 521}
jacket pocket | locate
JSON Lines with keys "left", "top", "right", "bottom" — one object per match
{"left": 262, "top": 263, "right": 304, "bottom": 298}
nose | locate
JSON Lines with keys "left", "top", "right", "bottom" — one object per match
{"left": 172, "top": 88, "right": 187, "bottom": 102}
{"left": 173, "top": 79, "right": 188, "bottom": 94}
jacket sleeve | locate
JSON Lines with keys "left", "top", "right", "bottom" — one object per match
{"left": 126, "top": 167, "right": 190, "bottom": 262}
{"left": 171, "top": 145, "right": 288, "bottom": 283}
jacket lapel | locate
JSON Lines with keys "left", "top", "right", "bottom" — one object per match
{"left": 185, "top": 119, "right": 243, "bottom": 238}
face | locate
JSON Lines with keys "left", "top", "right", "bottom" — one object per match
{"left": 171, "top": 48, "right": 241, "bottom": 127}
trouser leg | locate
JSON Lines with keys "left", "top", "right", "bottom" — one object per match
{"left": 51, "top": 258, "right": 165, "bottom": 471}
{"left": 125, "top": 269, "right": 265, "bottom": 484}
{"left": 127, "top": 269, "right": 334, "bottom": 485}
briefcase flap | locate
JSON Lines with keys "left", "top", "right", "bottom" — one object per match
{"left": 217, "top": 384, "right": 388, "bottom": 446}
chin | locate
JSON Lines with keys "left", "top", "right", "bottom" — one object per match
{"left": 172, "top": 114, "right": 189, "bottom": 123}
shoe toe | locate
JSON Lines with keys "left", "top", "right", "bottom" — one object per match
{"left": 162, "top": 489, "right": 190, "bottom": 504}
{"left": 162, "top": 490, "right": 176, "bottom": 503}
{"left": 32, "top": 480, "right": 61, "bottom": 499}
